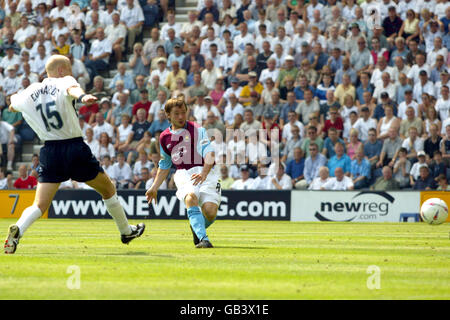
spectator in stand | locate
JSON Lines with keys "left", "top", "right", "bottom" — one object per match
{"left": 350, "top": 146, "right": 371, "bottom": 189}
{"left": 269, "top": 162, "right": 293, "bottom": 190}
{"left": 301, "top": 126, "right": 324, "bottom": 158}
{"left": 111, "top": 92, "right": 133, "bottom": 126}
{"left": 392, "top": 147, "right": 411, "bottom": 188}
{"left": 0, "top": 167, "right": 13, "bottom": 190}
{"left": 84, "top": 127, "right": 99, "bottom": 155}
{"left": 104, "top": 11, "right": 127, "bottom": 64}
{"left": 85, "top": 27, "right": 112, "bottom": 82}
{"left": 28, "top": 154, "right": 41, "bottom": 179}
{"left": 398, "top": 89, "right": 418, "bottom": 120}
{"left": 435, "top": 85, "right": 449, "bottom": 121}
{"left": 132, "top": 89, "right": 152, "bottom": 121}
{"left": 347, "top": 128, "right": 363, "bottom": 160}
{"left": 353, "top": 107, "right": 378, "bottom": 142}
{"left": 309, "top": 166, "right": 331, "bottom": 190}
{"left": 230, "top": 165, "right": 254, "bottom": 190}
{"left": 440, "top": 123, "right": 450, "bottom": 167}
{"left": 376, "top": 104, "right": 400, "bottom": 140}
{"left": 424, "top": 123, "right": 443, "bottom": 158}
{"left": 240, "top": 108, "right": 262, "bottom": 136}
{"left": 400, "top": 106, "right": 423, "bottom": 139}
{"left": 132, "top": 150, "right": 153, "bottom": 186}
{"left": 134, "top": 167, "right": 151, "bottom": 190}
{"left": 89, "top": 76, "right": 111, "bottom": 101}
{"left": 251, "top": 163, "right": 271, "bottom": 190}
{"left": 120, "top": 0, "right": 144, "bottom": 54}
{"left": 149, "top": 110, "right": 170, "bottom": 137}
{"left": 371, "top": 166, "right": 400, "bottom": 190}
{"left": 322, "top": 127, "right": 345, "bottom": 159}
{"left": 296, "top": 142, "right": 327, "bottom": 189}
{"left": 109, "top": 62, "right": 136, "bottom": 92}
{"left": 286, "top": 147, "right": 305, "bottom": 188}
{"left": 121, "top": 109, "right": 150, "bottom": 163}
{"left": 413, "top": 165, "right": 437, "bottom": 190}
{"left": 68, "top": 53, "right": 90, "bottom": 91}
{"left": 327, "top": 142, "right": 352, "bottom": 177}
{"left": 401, "top": 126, "right": 424, "bottom": 162}
{"left": 93, "top": 132, "right": 116, "bottom": 161}
{"left": 219, "top": 165, "right": 235, "bottom": 190}
{"left": 334, "top": 73, "right": 356, "bottom": 106}
{"left": 78, "top": 115, "right": 92, "bottom": 139}
{"left": 182, "top": 43, "right": 205, "bottom": 72}
{"left": 296, "top": 89, "right": 319, "bottom": 125}
{"left": 321, "top": 167, "right": 354, "bottom": 191}
{"left": 322, "top": 106, "right": 344, "bottom": 138}
{"left": 377, "top": 127, "right": 403, "bottom": 168}
{"left": 110, "top": 152, "right": 133, "bottom": 189}
{"left": 78, "top": 98, "right": 99, "bottom": 125}
{"left": 280, "top": 91, "right": 300, "bottom": 127}
{"left": 93, "top": 111, "right": 114, "bottom": 142}
{"left": 239, "top": 72, "right": 264, "bottom": 107}
{"left": 436, "top": 174, "right": 450, "bottom": 191}
{"left": 14, "top": 164, "right": 37, "bottom": 189}
{"left": 409, "top": 151, "right": 428, "bottom": 186}
{"left": 0, "top": 121, "right": 17, "bottom": 171}
{"left": 147, "top": 74, "right": 170, "bottom": 103}
{"left": 429, "top": 151, "right": 446, "bottom": 180}
{"left": 187, "top": 72, "right": 209, "bottom": 105}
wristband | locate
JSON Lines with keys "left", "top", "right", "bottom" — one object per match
{"left": 77, "top": 94, "right": 86, "bottom": 103}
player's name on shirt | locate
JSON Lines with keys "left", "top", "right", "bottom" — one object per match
{"left": 30, "top": 84, "right": 60, "bottom": 102}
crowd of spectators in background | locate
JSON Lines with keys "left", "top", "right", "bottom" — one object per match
{"left": 0, "top": 0, "right": 449, "bottom": 192}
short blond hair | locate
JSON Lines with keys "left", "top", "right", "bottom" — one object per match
{"left": 45, "top": 54, "right": 71, "bottom": 77}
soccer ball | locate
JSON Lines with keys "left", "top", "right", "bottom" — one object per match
{"left": 420, "top": 198, "right": 448, "bottom": 225}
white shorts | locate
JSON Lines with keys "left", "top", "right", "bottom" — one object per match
{"left": 174, "top": 166, "right": 221, "bottom": 207}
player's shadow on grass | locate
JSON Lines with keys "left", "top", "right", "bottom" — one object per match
{"left": 213, "top": 246, "right": 268, "bottom": 250}
{"left": 104, "top": 252, "right": 176, "bottom": 258}
{"left": 104, "top": 251, "right": 150, "bottom": 256}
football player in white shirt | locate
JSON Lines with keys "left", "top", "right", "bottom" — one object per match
{"left": 4, "top": 55, "right": 145, "bottom": 254}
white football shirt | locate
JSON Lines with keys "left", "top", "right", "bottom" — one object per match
{"left": 10, "top": 76, "right": 83, "bottom": 142}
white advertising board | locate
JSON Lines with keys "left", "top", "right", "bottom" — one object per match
{"left": 291, "top": 191, "right": 421, "bottom": 222}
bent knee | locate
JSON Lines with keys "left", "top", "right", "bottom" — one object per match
{"left": 185, "top": 193, "right": 199, "bottom": 207}
{"left": 202, "top": 203, "right": 218, "bottom": 220}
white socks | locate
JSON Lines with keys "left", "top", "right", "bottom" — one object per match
{"left": 16, "top": 205, "right": 42, "bottom": 237}
{"left": 104, "top": 194, "right": 132, "bottom": 235}
{"left": 16, "top": 196, "right": 132, "bottom": 238}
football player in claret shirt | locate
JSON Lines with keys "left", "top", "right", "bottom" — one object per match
{"left": 146, "top": 97, "right": 221, "bottom": 248}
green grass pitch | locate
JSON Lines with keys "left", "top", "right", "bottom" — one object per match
{"left": 0, "top": 219, "right": 449, "bottom": 299}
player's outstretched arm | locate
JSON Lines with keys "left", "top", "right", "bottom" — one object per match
{"left": 67, "top": 86, "right": 98, "bottom": 105}
{"left": 145, "top": 168, "right": 170, "bottom": 205}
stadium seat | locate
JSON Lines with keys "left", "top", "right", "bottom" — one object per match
{"left": 399, "top": 213, "right": 420, "bottom": 222}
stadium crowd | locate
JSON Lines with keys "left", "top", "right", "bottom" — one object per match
{"left": 0, "top": 0, "right": 449, "bottom": 192}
